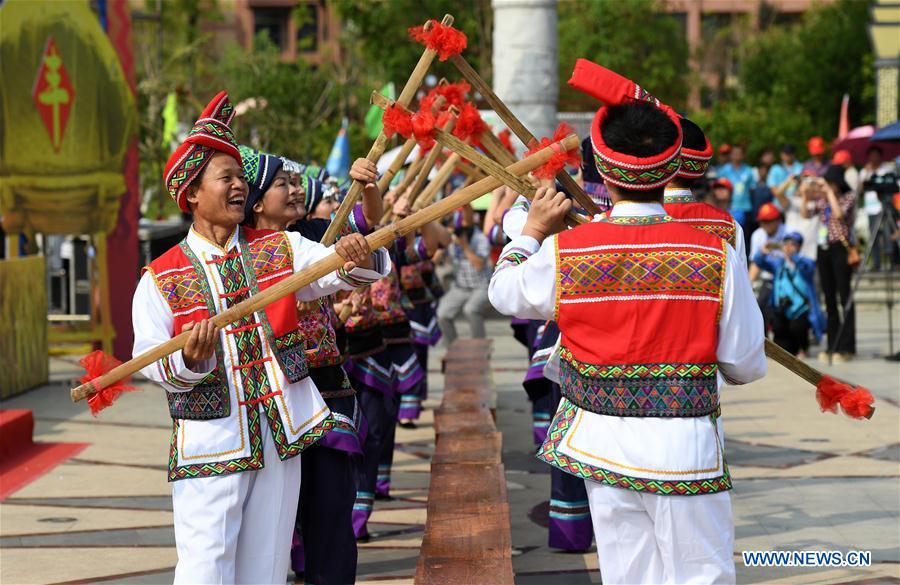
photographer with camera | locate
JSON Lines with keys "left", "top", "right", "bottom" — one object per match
{"left": 801, "top": 165, "right": 858, "bottom": 361}
{"left": 436, "top": 206, "right": 492, "bottom": 344}
{"left": 859, "top": 146, "right": 899, "bottom": 272}
{"left": 753, "top": 232, "right": 825, "bottom": 357}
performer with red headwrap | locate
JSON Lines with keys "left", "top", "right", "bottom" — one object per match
{"left": 132, "top": 92, "right": 390, "bottom": 583}
{"left": 489, "top": 62, "right": 766, "bottom": 584}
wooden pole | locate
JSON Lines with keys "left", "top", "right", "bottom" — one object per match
{"left": 320, "top": 14, "right": 453, "bottom": 246}
{"left": 449, "top": 53, "right": 600, "bottom": 216}
{"left": 70, "top": 134, "right": 581, "bottom": 403}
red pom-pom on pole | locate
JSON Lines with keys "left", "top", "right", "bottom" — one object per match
{"left": 382, "top": 105, "right": 413, "bottom": 139}
{"left": 409, "top": 20, "right": 467, "bottom": 61}
{"left": 411, "top": 108, "right": 438, "bottom": 151}
{"left": 815, "top": 375, "right": 875, "bottom": 420}
{"left": 421, "top": 81, "right": 470, "bottom": 113}
{"left": 382, "top": 105, "right": 437, "bottom": 151}
{"left": 525, "top": 123, "right": 581, "bottom": 180}
{"left": 452, "top": 102, "right": 488, "bottom": 146}
{"left": 79, "top": 350, "right": 137, "bottom": 416}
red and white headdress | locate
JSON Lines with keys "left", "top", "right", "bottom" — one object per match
{"left": 676, "top": 117, "right": 713, "bottom": 179}
{"left": 568, "top": 59, "right": 682, "bottom": 190}
{"left": 163, "top": 91, "right": 242, "bottom": 212}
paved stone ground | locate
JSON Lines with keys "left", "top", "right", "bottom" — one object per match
{"left": 1, "top": 307, "right": 898, "bottom": 584}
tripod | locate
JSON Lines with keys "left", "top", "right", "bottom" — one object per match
{"left": 830, "top": 198, "right": 898, "bottom": 364}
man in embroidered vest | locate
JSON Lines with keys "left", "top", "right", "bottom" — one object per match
{"left": 664, "top": 116, "right": 748, "bottom": 266}
{"left": 489, "top": 61, "right": 766, "bottom": 584}
{"left": 132, "top": 92, "right": 389, "bottom": 584}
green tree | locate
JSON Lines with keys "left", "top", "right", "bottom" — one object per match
{"left": 220, "top": 33, "right": 364, "bottom": 164}
{"left": 696, "top": 0, "right": 874, "bottom": 161}
{"left": 557, "top": 0, "right": 691, "bottom": 111}
{"left": 333, "top": 0, "right": 493, "bottom": 96}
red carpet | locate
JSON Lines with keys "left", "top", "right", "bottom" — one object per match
{"left": 0, "top": 410, "right": 88, "bottom": 500}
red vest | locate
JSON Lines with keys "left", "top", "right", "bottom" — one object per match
{"left": 555, "top": 216, "right": 727, "bottom": 417}
{"left": 145, "top": 227, "right": 307, "bottom": 419}
{"left": 664, "top": 193, "right": 738, "bottom": 249}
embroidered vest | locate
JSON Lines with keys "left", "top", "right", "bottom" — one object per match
{"left": 555, "top": 216, "right": 727, "bottom": 418}
{"left": 398, "top": 236, "right": 433, "bottom": 304}
{"left": 146, "top": 228, "right": 308, "bottom": 420}
{"left": 664, "top": 193, "right": 738, "bottom": 249}
{"left": 297, "top": 299, "right": 343, "bottom": 368}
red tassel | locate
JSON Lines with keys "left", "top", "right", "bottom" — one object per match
{"left": 525, "top": 123, "right": 581, "bottom": 180}
{"left": 382, "top": 105, "right": 413, "bottom": 139}
{"left": 79, "top": 350, "right": 137, "bottom": 416}
{"left": 421, "top": 81, "right": 470, "bottom": 113}
{"left": 815, "top": 375, "right": 875, "bottom": 420}
{"left": 452, "top": 102, "right": 487, "bottom": 146}
{"left": 498, "top": 128, "right": 516, "bottom": 156}
{"left": 411, "top": 108, "right": 437, "bottom": 151}
{"left": 409, "top": 20, "right": 468, "bottom": 61}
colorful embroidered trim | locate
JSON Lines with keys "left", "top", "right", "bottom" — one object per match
{"left": 495, "top": 247, "right": 533, "bottom": 274}
{"left": 559, "top": 351, "right": 719, "bottom": 417}
{"left": 558, "top": 248, "right": 726, "bottom": 302}
{"left": 536, "top": 399, "right": 732, "bottom": 495}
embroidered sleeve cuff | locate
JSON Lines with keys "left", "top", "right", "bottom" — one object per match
{"left": 495, "top": 237, "right": 539, "bottom": 274}
{"left": 156, "top": 351, "right": 214, "bottom": 392}
{"left": 337, "top": 248, "right": 390, "bottom": 286}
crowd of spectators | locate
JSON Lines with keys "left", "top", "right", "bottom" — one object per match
{"left": 705, "top": 138, "right": 899, "bottom": 361}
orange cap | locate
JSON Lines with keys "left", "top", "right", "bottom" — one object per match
{"left": 808, "top": 136, "right": 826, "bottom": 156}
{"left": 756, "top": 202, "right": 781, "bottom": 222}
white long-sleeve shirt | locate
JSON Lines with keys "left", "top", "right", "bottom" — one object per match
{"left": 489, "top": 202, "right": 766, "bottom": 490}
{"left": 134, "top": 225, "right": 389, "bottom": 476}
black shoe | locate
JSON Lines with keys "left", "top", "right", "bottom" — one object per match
{"left": 398, "top": 420, "right": 417, "bottom": 429}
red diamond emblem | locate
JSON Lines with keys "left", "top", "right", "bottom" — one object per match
{"left": 32, "top": 37, "right": 75, "bottom": 152}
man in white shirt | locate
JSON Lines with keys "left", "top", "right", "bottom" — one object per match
{"left": 489, "top": 61, "right": 766, "bottom": 584}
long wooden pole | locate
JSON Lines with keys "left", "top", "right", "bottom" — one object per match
{"left": 449, "top": 53, "right": 600, "bottom": 216}
{"left": 320, "top": 14, "right": 453, "bottom": 246}
{"left": 70, "top": 134, "right": 581, "bottom": 403}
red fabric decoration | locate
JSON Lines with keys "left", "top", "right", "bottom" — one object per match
{"left": 452, "top": 102, "right": 487, "bottom": 145}
{"left": 525, "top": 123, "right": 580, "bottom": 180}
{"left": 421, "top": 81, "right": 470, "bottom": 112}
{"left": 568, "top": 58, "right": 660, "bottom": 107}
{"left": 411, "top": 109, "right": 437, "bottom": 151}
{"left": 382, "top": 104, "right": 413, "bottom": 139}
{"left": 381, "top": 104, "right": 438, "bottom": 151}
{"left": 498, "top": 128, "right": 516, "bottom": 156}
{"left": 409, "top": 20, "right": 467, "bottom": 61}
{"left": 79, "top": 350, "right": 137, "bottom": 416}
{"left": 815, "top": 375, "right": 875, "bottom": 420}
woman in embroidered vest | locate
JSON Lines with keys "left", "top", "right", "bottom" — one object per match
{"left": 488, "top": 61, "right": 767, "bottom": 585}
{"left": 132, "top": 92, "right": 390, "bottom": 585}
{"left": 243, "top": 151, "right": 381, "bottom": 585}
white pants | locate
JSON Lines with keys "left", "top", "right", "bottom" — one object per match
{"left": 585, "top": 481, "right": 735, "bottom": 585}
{"left": 172, "top": 418, "right": 302, "bottom": 584}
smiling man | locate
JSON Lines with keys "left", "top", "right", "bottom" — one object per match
{"left": 131, "top": 92, "right": 390, "bottom": 584}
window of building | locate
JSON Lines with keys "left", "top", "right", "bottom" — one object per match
{"left": 253, "top": 6, "right": 290, "bottom": 50}
{"left": 295, "top": 3, "right": 319, "bottom": 53}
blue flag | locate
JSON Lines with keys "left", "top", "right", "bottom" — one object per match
{"left": 326, "top": 118, "right": 351, "bottom": 179}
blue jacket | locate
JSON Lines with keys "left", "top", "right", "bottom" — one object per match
{"left": 753, "top": 251, "right": 826, "bottom": 342}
